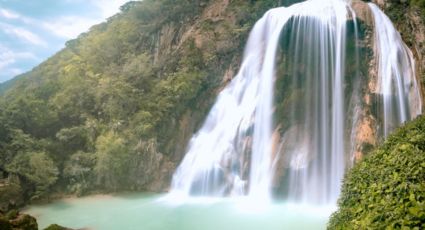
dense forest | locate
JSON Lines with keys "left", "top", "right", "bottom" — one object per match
{"left": 0, "top": 1, "right": 424, "bottom": 229}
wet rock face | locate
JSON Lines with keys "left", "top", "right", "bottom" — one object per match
{"left": 149, "top": 0, "right": 245, "bottom": 178}
{"left": 350, "top": 1, "right": 378, "bottom": 162}
{"left": 351, "top": 0, "right": 375, "bottom": 25}
{"left": 126, "top": 139, "right": 175, "bottom": 192}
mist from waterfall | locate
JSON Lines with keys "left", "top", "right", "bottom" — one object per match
{"left": 170, "top": 0, "right": 422, "bottom": 205}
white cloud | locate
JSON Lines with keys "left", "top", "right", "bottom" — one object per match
{"left": 41, "top": 16, "right": 100, "bottom": 39}
{"left": 0, "top": 7, "right": 95, "bottom": 40}
{"left": 0, "top": 8, "right": 20, "bottom": 19}
{"left": 0, "top": 8, "right": 34, "bottom": 24}
{"left": 0, "top": 58, "right": 14, "bottom": 70}
{"left": 6, "top": 67, "right": 24, "bottom": 76}
{"left": 0, "top": 1, "right": 135, "bottom": 40}
{"left": 89, "top": 0, "right": 131, "bottom": 18}
{"left": 6, "top": 27, "right": 47, "bottom": 46}
{"left": 0, "top": 22, "right": 47, "bottom": 46}
{"left": 0, "top": 45, "right": 37, "bottom": 71}
{"left": 0, "top": 45, "right": 35, "bottom": 82}
{"left": 40, "top": 0, "right": 135, "bottom": 39}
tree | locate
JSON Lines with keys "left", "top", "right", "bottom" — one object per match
{"left": 6, "top": 152, "right": 58, "bottom": 199}
{"left": 94, "top": 131, "right": 130, "bottom": 190}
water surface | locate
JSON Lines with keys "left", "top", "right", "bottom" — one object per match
{"left": 25, "top": 193, "right": 332, "bottom": 230}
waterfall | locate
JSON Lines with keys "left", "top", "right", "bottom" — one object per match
{"left": 368, "top": 3, "right": 423, "bottom": 137}
{"left": 170, "top": 0, "right": 422, "bottom": 205}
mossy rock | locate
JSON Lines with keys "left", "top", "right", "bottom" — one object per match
{"left": 43, "top": 224, "right": 73, "bottom": 230}
{"left": 5, "top": 209, "right": 18, "bottom": 220}
{"left": 0, "top": 217, "right": 12, "bottom": 230}
{"left": 9, "top": 214, "right": 38, "bottom": 230}
{"left": 328, "top": 115, "right": 425, "bottom": 229}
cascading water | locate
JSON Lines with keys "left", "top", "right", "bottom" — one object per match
{"left": 368, "top": 3, "right": 423, "bottom": 137}
{"left": 170, "top": 0, "right": 422, "bottom": 206}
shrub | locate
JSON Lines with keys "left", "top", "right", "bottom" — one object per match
{"left": 328, "top": 115, "right": 425, "bottom": 229}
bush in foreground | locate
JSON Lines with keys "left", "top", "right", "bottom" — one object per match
{"left": 328, "top": 115, "right": 425, "bottom": 229}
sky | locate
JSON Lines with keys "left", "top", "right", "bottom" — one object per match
{"left": 0, "top": 0, "right": 135, "bottom": 83}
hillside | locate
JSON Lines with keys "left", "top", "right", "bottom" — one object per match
{"left": 0, "top": 0, "right": 289, "bottom": 209}
{"left": 0, "top": 76, "right": 22, "bottom": 96}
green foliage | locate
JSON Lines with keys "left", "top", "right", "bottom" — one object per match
{"left": 5, "top": 210, "right": 18, "bottom": 220}
{"left": 0, "top": 182, "right": 23, "bottom": 212}
{"left": 328, "top": 115, "right": 425, "bottom": 229}
{"left": 0, "top": 0, "right": 210, "bottom": 199}
{"left": 411, "top": 0, "right": 425, "bottom": 14}
{"left": 0, "top": 129, "right": 36, "bottom": 166}
{"left": 6, "top": 152, "right": 58, "bottom": 200}
{"left": 94, "top": 132, "right": 130, "bottom": 190}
